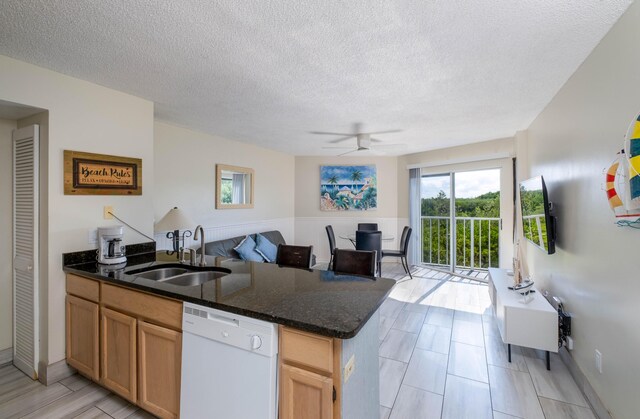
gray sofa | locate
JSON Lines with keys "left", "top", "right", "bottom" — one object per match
{"left": 201, "top": 230, "right": 285, "bottom": 259}
{"left": 200, "top": 230, "right": 316, "bottom": 265}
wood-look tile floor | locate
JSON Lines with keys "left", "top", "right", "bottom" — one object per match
{"left": 0, "top": 365, "right": 156, "bottom": 418}
{"left": 0, "top": 264, "right": 596, "bottom": 419}
{"left": 379, "top": 264, "right": 597, "bottom": 419}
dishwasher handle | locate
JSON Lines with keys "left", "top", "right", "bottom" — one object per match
{"left": 206, "top": 312, "right": 240, "bottom": 327}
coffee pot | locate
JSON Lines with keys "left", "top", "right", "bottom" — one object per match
{"left": 98, "top": 226, "right": 127, "bottom": 265}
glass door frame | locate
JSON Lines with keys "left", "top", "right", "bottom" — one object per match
{"left": 417, "top": 158, "right": 514, "bottom": 272}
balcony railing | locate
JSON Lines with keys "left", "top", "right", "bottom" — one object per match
{"left": 421, "top": 216, "right": 500, "bottom": 270}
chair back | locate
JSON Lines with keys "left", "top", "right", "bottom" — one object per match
{"left": 325, "top": 225, "right": 336, "bottom": 253}
{"left": 356, "top": 230, "right": 381, "bottom": 276}
{"left": 357, "top": 223, "right": 378, "bottom": 231}
{"left": 400, "top": 226, "right": 412, "bottom": 255}
{"left": 356, "top": 230, "right": 382, "bottom": 254}
{"left": 275, "top": 244, "right": 314, "bottom": 269}
{"left": 332, "top": 249, "right": 376, "bottom": 277}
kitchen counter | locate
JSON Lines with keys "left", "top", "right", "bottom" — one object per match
{"left": 63, "top": 251, "right": 395, "bottom": 339}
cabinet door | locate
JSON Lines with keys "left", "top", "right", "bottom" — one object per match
{"left": 101, "top": 307, "right": 137, "bottom": 403}
{"left": 280, "top": 364, "right": 333, "bottom": 419}
{"left": 138, "top": 321, "right": 182, "bottom": 419}
{"left": 66, "top": 295, "right": 99, "bottom": 381}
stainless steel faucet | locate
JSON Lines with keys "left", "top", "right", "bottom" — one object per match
{"left": 193, "top": 225, "right": 206, "bottom": 266}
{"left": 188, "top": 248, "right": 197, "bottom": 266}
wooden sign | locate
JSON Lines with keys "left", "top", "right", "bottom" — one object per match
{"left": 64, "top": 150, "right": 142, "bottom": 195}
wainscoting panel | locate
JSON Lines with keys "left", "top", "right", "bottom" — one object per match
{"left": 154, "top": 217, "right": 295, "bottom": 251}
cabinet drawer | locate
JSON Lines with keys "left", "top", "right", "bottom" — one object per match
{"left": 281, "top": 327, "right": 333, "bottom": 374}
{"left": 67, "top": 274, "right": 100, "bottom": 303}
{"left": 102, "top": 284, "right": 182, "bottom": 330}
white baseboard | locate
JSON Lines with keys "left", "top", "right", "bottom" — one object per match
{"left": 558, "top": 347, "right": 612, "bottom": 419}
{"left": 38, "top": 359, "right": 76, "bottom": 385}
{"left": 0, "top": 347, "right": 12, "bottom": 366}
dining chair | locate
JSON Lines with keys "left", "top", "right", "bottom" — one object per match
{"left": 325, "top": 225, "right": 337, "bottom": 269}
{"left": 357, "top": 223, "right": 378, "bottom": 231}
{"left": 382, "top": 226, "right": 413, "bottom": 278}
{"left": 331, "top": 249, "right": 376, "bottom": 277}
{"left": 355, "top": 230, "right": 382, "bottom": 276}
{"left": 275, "top": 244, "right": 314, "bottom": 269}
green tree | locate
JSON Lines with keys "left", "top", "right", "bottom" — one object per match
{"left": 221, "top": 179, "right": 232, "bottom": 204}
{"left": 422, "top": 189, "right": 500, "bottom": 268}
{"left": 327, "top": 175, "right": 339, "bottom": 191}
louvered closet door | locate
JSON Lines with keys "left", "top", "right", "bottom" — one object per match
{"left": 13, "top": 124, "right": 39, "bottom": 379}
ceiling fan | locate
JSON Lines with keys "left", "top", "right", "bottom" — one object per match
{"left": 311, "top": 124, "right": 406, "bottom": 155}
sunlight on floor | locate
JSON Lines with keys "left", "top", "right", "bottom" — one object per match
{"left": 386, "top": 267, "right": 492, "bottom": 316}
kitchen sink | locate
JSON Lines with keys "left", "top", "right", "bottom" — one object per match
{"left": 161, "top": 271, "right": 227, "bottom": 286}
{"left": 126, "top": 264, "right": 231, "bottom": 286}
{"left": 132, "top": 267, "right": 190, "bottom": 280}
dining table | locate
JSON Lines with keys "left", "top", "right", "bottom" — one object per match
{"left": 339, "top": 233, "right": 394, "bottom": 247}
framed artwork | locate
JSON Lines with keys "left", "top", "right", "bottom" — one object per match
{"left": 64, "top": 150, "right": 142, "bottom": 195}
{"left": 320, "top": 165, "right": 377, "bottom": 211}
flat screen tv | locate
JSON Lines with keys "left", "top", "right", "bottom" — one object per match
{"left": 519, "top": 175, "right": 556, "bottom": 254}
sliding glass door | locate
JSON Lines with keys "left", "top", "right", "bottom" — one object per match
{"left": 419, "top": 162, "right": 512, "bottom": 274}
{"left": 421, "top": 173, "right": 453, "bottom": 267}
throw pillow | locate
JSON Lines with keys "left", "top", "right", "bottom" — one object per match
{"left": 255, "top": 233, "right": 278, "bottom": 262}
{"left": 233, "top": 235, "right": 264, "bottom": 262}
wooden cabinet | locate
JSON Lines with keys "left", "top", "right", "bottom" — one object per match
{"left": 65, "top": 295, "right": 99, "bottom": 381}
{"left": 138, "top": 321, "right": 182, "bottom": 419}
{"left": 280, "top": 364, "right": 333, "bottom": 419}
{"left": 279, "top": 326, "right": 341, "bottom": 419}
{"left": 65, "top": 274, "right": 182, "bottom": 419}
{"left": 101, "top": 307, "right": 137, "bottom": 403}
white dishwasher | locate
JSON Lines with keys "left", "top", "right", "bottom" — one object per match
{"left": 180, "top": 302, "right": 278, "bottom": 419}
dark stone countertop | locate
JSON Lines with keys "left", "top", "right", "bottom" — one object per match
{"left": 63, "top": 251, "right": 395, "bottom": 339}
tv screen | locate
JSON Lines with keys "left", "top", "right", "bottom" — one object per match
{"left": 519, "top": 175, "right": 556, "bottom": 254}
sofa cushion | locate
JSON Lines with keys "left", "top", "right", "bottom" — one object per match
{"left": 233, "top": 235, "right": 264, "bottom": 262}
{"left": 255, "top": 233, "right": 278, "bottom": 262}
{"left": 203, "top": 230, "right": 286, "bottom": 259}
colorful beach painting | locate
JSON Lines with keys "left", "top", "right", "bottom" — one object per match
{"left": 320, "top": 165, "right": 377, "bottom": 211}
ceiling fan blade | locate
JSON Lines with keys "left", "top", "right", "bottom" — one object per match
{"left": 338, "top": 149, "right": 358, "bottom": 156}
{"left": 309, "top": 131, "right": 353, "bottom": 136}
{"left": 367, "top": 129, "right": 403, "bottom": 135}
{"left": 373, "top": 143, "right": 407, "bottom": 149}
{"left": 328, "top": 136, "right": 355, "bottom": 144}
{"left": 322, "top": 146, "right": 353, "bottom": 149}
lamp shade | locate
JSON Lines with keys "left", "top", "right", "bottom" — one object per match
{"left": 154, "top": 207, "right": 196, "bottom": 232}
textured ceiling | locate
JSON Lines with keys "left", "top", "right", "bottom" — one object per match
{"left": 0, "top": 1, "right": 632, "bottom": 156}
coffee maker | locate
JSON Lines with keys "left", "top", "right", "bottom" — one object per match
{"left": 97, "top": 226, "right": 127, "bottom": 265}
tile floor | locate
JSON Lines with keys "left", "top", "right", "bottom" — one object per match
{"left": 378, "top": 265, "right": 597, "bottom": 419}
{"left": 0, "top": 264, "right": 598, "bottom": 418}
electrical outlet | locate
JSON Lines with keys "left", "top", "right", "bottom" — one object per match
{"left": 104, "top": 206, "right": 113, "bottom": 219}
{"left": 595, "top": 349, "right": 603, "bottom": 373}
{"left": 343, "top": 354, "right": 355, "bottom": 383}
{"left": 88, "top": 228, "right": 97, "bottom": 244}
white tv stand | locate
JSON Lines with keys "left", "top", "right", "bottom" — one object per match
{"left": 488, "top": 268, "right": 558, "bottom": 370}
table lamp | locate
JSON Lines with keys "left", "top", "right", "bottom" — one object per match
{"left": 154, "top": 207, "right": 196, "bottom": 253}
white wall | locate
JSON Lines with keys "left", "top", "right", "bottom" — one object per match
{"left": 0, "top": 55, "right": 155, "bottom": 365}
{"left": 524, "top": 3, "right": 640, "bottom": 418}
{"left": 0, "top": 118, "right": 16, "bottom": 352}
{"left": 153, "top": 121, "right": 295, "bottom": 248}
{"left": 294, "top": 156, "right": 399, "bottom": 262}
